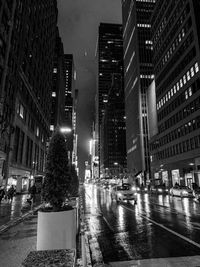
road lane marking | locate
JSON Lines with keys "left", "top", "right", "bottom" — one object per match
{"left": 121, "top": 204, "right": 200, "bottom": 249}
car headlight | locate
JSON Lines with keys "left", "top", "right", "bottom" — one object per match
{"left": 134, "top": 192, "right": 137, "bottom": 196}
{"left": 132, "top": 186, "right": 136, "bottom": 191}
{"left": 182, "top": 190, "right": 187, "bottom": 194}
{"left": 144, "top": 188, "right": 147, "bottom": 191}
{"left": 118, "top": 193, "right": 122, "bottom": 197}
{"left": 158, "top": 189, "right": 162, "bottom": 192}
{"left": 137, "top": 187, "right": 140, "bottom": 191}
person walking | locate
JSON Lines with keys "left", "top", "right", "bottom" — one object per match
{"left": 29, "top": 184, "right": 37, "bottom": 203}
{"left": 0, "top": 187, "right": 5, "bottom": 203}
{"left": 7, "top": 185, "right": 15, "bottom": 203}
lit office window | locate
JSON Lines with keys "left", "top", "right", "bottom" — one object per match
{"left": 190, "top": 66, "right": 194, "bottom": 77}
{"left": 195, "top": 62, "right": 199, "bottom": 73}
{"left": 36, "top": 127, "right": 39, "bottom": 137}
{"left": 183, "top": 75, "right": 186, "bottom": 84}
{"left": 188, "top": 87, "right": 192, "bottom": 96}
{"left": 19, "top": 104, "right": 24, "bottom": 118}
{"left": 186, "top": 71, "right": 190, "bottom": 81}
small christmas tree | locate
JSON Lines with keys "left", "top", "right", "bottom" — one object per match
{"left": 42, "top": 130, "right": 71, "bottom": 211}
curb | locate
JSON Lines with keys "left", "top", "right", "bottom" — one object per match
{"left": 85, "top": 232, "right": 92, "bottom": 266}
{"left": 0, "top": 203, "right": 43, "bottom": 234}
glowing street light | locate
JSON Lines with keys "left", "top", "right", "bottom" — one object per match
{"left": 60, "top": 127, "right": 72, "bottom": 133}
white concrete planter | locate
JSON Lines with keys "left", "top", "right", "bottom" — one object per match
{"left": 37, "top": 208, "right": 76, "bottom": 251}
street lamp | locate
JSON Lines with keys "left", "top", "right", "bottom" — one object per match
{"left": 60, "top": 127, "right": 72, "bottom": 133}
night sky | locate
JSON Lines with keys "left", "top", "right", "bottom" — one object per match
{"left": 57, "top": 0, "right": 122, "bottom": 178}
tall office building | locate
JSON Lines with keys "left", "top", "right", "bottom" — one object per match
{"left": 0, "top": 0, "right": 58, "bottom": 191}
{"left": 122, "top": 0, "right": 155, "bottom": 185}
{"left": 51, "top": 27, "right": 65, "bottom": 133}
{"left": 63, "top": 54, "right": 74, "bottom": 128}
{"left": 97, "top": 23, "right": 124, "bottom": 175}
{"left": 72, "top": 89, "right": 78, "bottom": 172}
{"left": 102, "top": 74, "right": 126, "bottom": 175}
{"left": 150, "top": 0, "right": 200, "bottom": 188}
{"left": 62, "top": 54, "right": 76, "bottom": 163}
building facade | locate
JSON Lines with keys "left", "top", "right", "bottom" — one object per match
{"left": 0, "top": 0, "right": 58, "bottom": 192}
{"left": 122, "top": 0, "right": 155, "bottom": 185}
{"left": 150, "top": 0, "right": 200, "bottom": 188}
{"left": 62, "top": 54, "right": 76, "bottom": 164}
{"left": 102, "top": 74, "right": 126, "bottom": 176}
{"left": 97, "top": 23, "right": 124, "bottom": 176}
{"left": 51, "top": 27, "right": 65, "bottom": 133}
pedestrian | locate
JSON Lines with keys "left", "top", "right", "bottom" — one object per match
{"left": 7, "top": 185, "right": 15, "bottom": 203}
{"left": 29, "top": 184, "right": 37, "bottom": 203}
{"left": 0, "top": 187, "right": 5, "bottom": 203}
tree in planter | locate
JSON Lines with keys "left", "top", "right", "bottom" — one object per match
{"left": 42, "top": 130, "right": 71, "bottom": 211}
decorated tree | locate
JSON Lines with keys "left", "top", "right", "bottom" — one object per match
{"left": 42, "top": 130, "right": 71, "bottom": 211}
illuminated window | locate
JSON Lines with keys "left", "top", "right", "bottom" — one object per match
{"left": 177, "top": 82, "right": 179, "bottom": 91}
{"left": 19, "top": 104, "right": 24, "bottom": 118}
{"left": 53, "top": 68, "right": 57, "bottom": 73}
{"left": 36, "top": 127, "right": 39, "bottom": 137}
{"left": 180, "top": 79, "right": 183, "bottom": 87}
{"left": 190, "top": 66, "right": 194, "bottom": 77}
{"left": 52, "top": 92, "right": 56, "bottom": 97}
{"left": 188, "top": 87, "right": 192, "bottom": 96}
{"left": 185, "top": 90, "right": 188, "bottom": 100}
{"left": 183, "top": 75, "right": 186, "bottom": 84}
{"left": 195, "top": 62, "right": 199, "bottom": 73}
{"left": 186, "top": 71, "right": 190, "bottom": 81}
{"left": 50, "top": 125, "right": 54, "bottom": 131}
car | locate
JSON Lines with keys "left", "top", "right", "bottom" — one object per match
{"left": 150, "top": 185, "right": 169, "bottom": 194}
{"left": 111, "top": 183, "right": 137, "bottom": 204}
{"left": 169, "top": 185, "right": 194, "bottom": 198}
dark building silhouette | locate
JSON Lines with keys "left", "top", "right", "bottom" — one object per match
{"left": 122, "top": 0, "right": 155, "bottom": 185}
{"left": 102, "top": 74, "right": 126, "bottom": 176}
{"left": 51, "top": 27, "right": 65, "bottom": 133}
{"left": 150, "top": 0, "right": 200, "bottom": 188}
{"left": 62, "top": 54, "right": 75, "bottom": 163}
{"left": 97, "top": 23, "right": 125, "bottom": 177}
{"left": 0, "top": 0, "right": 58, "bottom": 192}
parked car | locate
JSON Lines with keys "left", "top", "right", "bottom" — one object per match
{"left": 111, "top": 183, "right": 137, "bottom": 204}
{"left": 150, "top": 185, "right": 169, "bottom": 194}
{"left": 169, "top": 185, "right": 194, "bottom": 198}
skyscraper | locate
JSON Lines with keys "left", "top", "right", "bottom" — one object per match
{"left": 122, "top": 0, "right": 155, "bottom": 185}
{"left": 62, "top": 54, "right": 76, "bottom": 164}
{"left": 97, "top": 23, "right": 124, "bottom": 176}
{"left": 51, "top": 27, "right": 65, "bottom": 133}
{"left": 102, "top": 73, "right": 126, "bottom": 175}
{"left": 150, "top": 0, "right": 200, "bottom": 188}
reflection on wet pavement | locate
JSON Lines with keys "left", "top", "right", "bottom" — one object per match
{"left": 83, "top": 184, "right": 200, "bottom": 264}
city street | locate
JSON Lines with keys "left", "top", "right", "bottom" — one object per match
{"left": 83, "top": 184, "right": 200, "bottom": 266}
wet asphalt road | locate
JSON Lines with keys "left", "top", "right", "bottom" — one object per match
{"left": 83, "top": 184, "right": 200, "bottom": 264}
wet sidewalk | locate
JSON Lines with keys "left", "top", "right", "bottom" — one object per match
{"left": 0, "top": 196, "right": 82, "bottom": 267}
{"left": 0, "top": 193, "right": 42, "bottom": 228}
{"left": 0, "top": 209, "right": 39, "bottom": 267}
